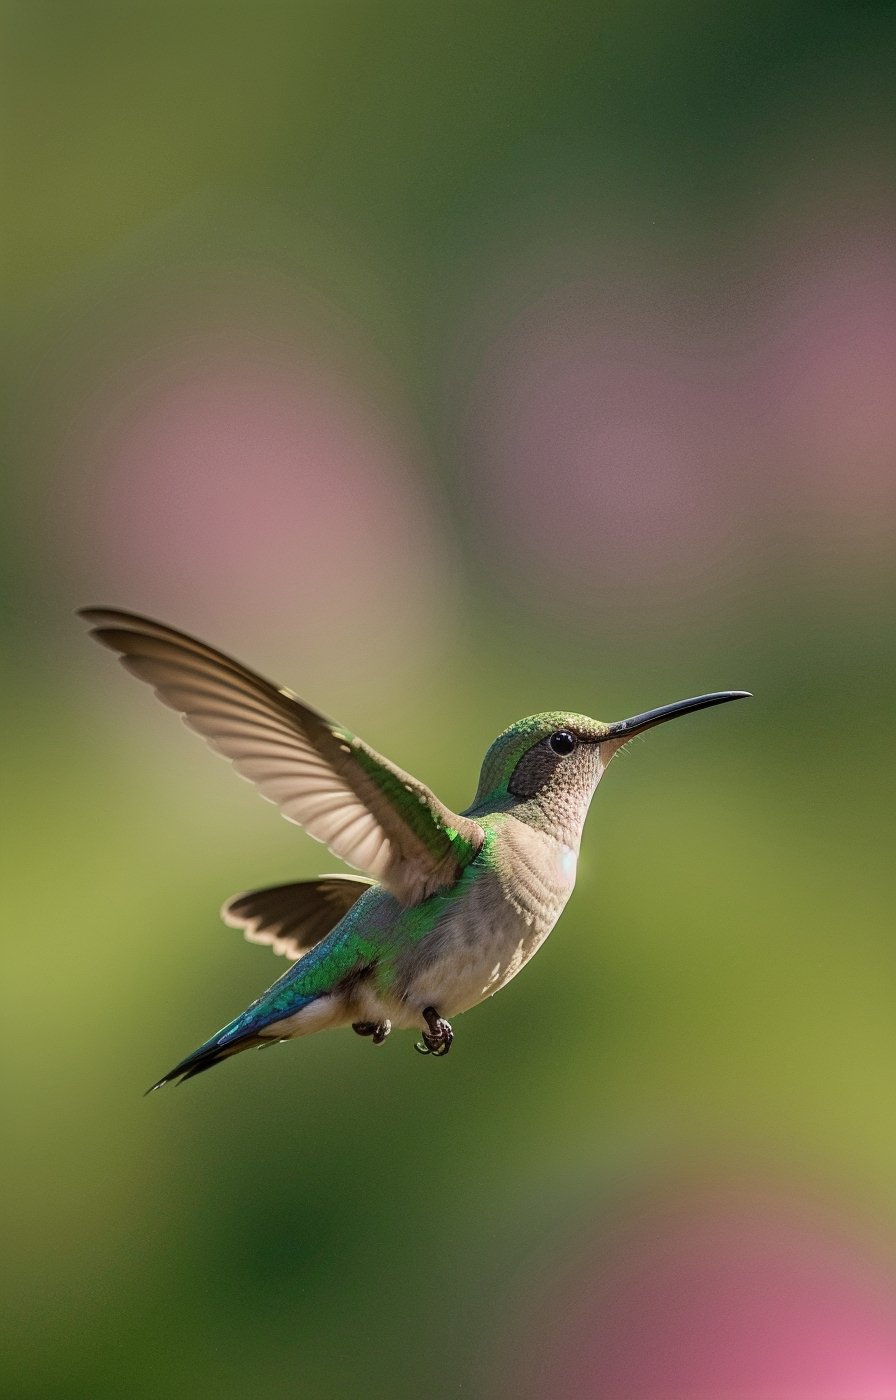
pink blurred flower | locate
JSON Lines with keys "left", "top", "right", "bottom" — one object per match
{"left": 466, "top": 283, "right": 742, "bottom": 610}
{"left": 462, "top": 168, "right": 896, "bottom": 620}
{"left": 61, "top": 325, "right": 457, "bottom": 678}
{"left": 500, "top": 1186, "right": 896, "bottom": 1400}
{"left": 758, "top": 227, "right": 896, "bottom": 538}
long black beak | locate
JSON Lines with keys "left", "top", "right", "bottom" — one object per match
{"left": 603, "top": 690, "right": 751, "bottom": 743}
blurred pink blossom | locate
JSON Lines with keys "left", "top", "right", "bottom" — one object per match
{"left": 467, "top": 284, "right": 742, "bottom": 605}
{"left": 62, "top": 330, "right": 457, "bottom": 679}
{"left": 463, "top": 176, "right": 896, "bottom": 620}
{"left": 502, "top": 1187, "right": 896, "bottom": 1400}
{"left": 759, "top": 229, "right": 896, "bottom": 535}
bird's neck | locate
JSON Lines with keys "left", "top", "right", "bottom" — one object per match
{"left": 472, "top": 792, "right": 588, "bottom": 853}
{"left": 506, "top": 796, "right": 588, "bottom": 851}
{"left": 465, "top": 766, "right": 599, "bottom": 851}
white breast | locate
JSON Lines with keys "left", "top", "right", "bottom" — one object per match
{"left": 395, "top": 821, "right": 579, "bottom": 1022}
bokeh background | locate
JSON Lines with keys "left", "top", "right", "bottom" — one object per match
{"left": 5, "top": 4, "right": 896, "bottom": 1397}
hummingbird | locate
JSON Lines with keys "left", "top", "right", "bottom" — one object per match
{"left": 79, "top": 608, "right": 749, "bottom": 1088}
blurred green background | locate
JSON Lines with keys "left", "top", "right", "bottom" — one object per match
{"left": 5, "top": 4, "right": 896, "bottom": 1397}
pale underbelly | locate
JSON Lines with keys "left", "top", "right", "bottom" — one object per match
{"left": 265, "top": 839, "right": 575, "bottom": 1037}
{"left": 256, "top": 924, "right": 553, "bottom": 1040}
{"left": 364, "top": 904, "right": 563, "bottom": 1025}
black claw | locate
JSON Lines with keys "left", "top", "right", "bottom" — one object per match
{"left": 415, "top": 1006, "right": 454, "bottom": 1058}
{"left": 353, "top": 1019, "right": 391, "bottom": 1045}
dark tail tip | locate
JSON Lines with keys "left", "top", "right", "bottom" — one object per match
{"left": 144, "top": 1033, "right": 269, "bottom": 1095}
{"left": 144, "top": 1051, "right": 227, "bottom": 1095}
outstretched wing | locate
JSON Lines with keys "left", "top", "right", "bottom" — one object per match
{"left": 80, "top": 608, "right": 483, "bottom": 904}
{"left": 222, "top": 874, "right": 374, "bottom": 960}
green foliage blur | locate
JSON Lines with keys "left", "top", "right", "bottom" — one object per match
{"left": 4, "top": 4, "right": 896, "bottom": 1397}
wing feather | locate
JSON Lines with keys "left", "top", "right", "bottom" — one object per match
{"left": 222, "top": 875, "right": 374, "bottom": 960}
{"left": 80, "top": 608, "right": 483, "bottom": 903}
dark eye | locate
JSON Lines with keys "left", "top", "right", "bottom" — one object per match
{"left": 549, "top": 730, "right": 577, "bottom": 756}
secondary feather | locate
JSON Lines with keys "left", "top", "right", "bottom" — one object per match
{"left": 80, "top": 609, "right": 483, "bottom": 904}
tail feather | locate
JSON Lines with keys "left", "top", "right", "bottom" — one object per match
{"left": 145, "top": 1033, "right": 266, "bottom": 1092}
{"left": 147, "top": 993, "right": 316, "bottom": 1092}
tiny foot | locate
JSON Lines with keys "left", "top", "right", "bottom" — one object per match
{"left": 352, "top": 1019, "right": 391, "bottom": 1045}
{"left": 414, "top": 1006, "right": 454, "bottom": 1057}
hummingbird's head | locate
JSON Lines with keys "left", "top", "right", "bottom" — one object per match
{"left": 464, "top": 692, "right": 750, "bottom": 842}
{"left": 466, "top": 711, "right": 607, "bottom": 822}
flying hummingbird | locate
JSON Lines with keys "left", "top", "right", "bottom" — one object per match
{"left": 80, "top": 608, "right": 749, "bottom": 1087}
